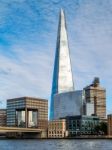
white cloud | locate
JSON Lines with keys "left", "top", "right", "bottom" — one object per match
{"left": 0, "top": 0, "right": 112, "bottom": 114}
{"left": 0, "top": 44, "right": 53, "bottom": 108}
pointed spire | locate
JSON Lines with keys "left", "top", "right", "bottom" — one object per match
{"left": 61, "top": 8, "right": 64, "bottom": 14}
{"left": 50, "top": 9, "right": 74, "bottom": 119}
{"left": 57, "top": 9, "right": 74, "bottom": 93}
{"left": 60, "top": 8, "right": 64, "bottom": 20}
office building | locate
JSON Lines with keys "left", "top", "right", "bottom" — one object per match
{"left": 83, "top": 102, "right": 94, "bottom": 116}
{"left": 84, "top": 77, "right": 106, "bottom": 119}
{"left": 65, "top": 115, "right": 99, "bottom": 137}
{"left": 48, "top": 119, "right": 67, "bottom": 138}
{"left": 0, "top": 109, "right": 6, "bottom": 126}
{"left": 7, "top": 97, "right": 48, "bottom": 129}
{"left": 50, "top": 9, "right": 74, "bottom": 119}
{"left": 107, "top": 114, "right": 112, "bottom": 136}
{"left": 54, "top": 91, "right": 84, "bottom": 119}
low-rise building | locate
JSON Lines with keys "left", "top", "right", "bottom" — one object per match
{"left": 0, "top": 109, "right": 6, "bottom": 126}
{"left": 108, "top": 114, "right": 112, "bottom": 136}
{"left": 65, "top": 115, "right": 99, "bottom": 137}
{"left": 48, "top": 119, "right": 66, "bottom": 138}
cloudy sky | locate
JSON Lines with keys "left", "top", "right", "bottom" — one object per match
{"left": 0, "top": 0, "right": 112, "bottom": 114}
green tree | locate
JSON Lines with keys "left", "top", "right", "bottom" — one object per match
{"left": 100, "top": 122, "right": 107, "bottom": 135}
{"left": 95, "top": 122, "right": 107, "bottom": 135}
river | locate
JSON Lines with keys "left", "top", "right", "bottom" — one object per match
{"left": 0, "top": 139, "right": 112, "bottom": 150}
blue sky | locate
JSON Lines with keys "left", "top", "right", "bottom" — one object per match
{"left": 0, "top": 0, "right": 112, "bottom": 114}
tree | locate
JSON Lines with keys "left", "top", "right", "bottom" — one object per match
{"left": 100, "top": 122, "right": 107, "bottom": 135}
{"left": 94, "top": 122, "right": 107, "bottom": 135}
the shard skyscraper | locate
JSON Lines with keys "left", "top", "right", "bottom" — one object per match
{"left": 50, "top": 9, "right": 74, "bottom": 119}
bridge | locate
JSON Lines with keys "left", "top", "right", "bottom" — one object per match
{"left": 0, "top": 127, "right": 46, "bottom": 138}
{"left": 0, "top": 126, "right": 42, "bottom": 133}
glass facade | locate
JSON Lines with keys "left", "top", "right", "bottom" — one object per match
{"left": 28, "top": 110, "right": 38, "bottom": 128}
{"left": 16, "top": 110, "right": 25, "bottom": 127}
{"left": 50, "top": 10, "right": 74, "bottom": 120}
{"left": 54, "top": 91, "right": 83, "bottom": 119}
{"left": 7, "top": 97, "right": 48, "bottom": 129}
{"left": 65, "top": 115, "right": 99, "bottom": 136}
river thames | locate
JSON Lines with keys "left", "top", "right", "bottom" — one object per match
{"left": 0, "top": 139, "right": 112, "bottom": 150}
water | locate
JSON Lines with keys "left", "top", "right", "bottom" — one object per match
{"left": 0, "top": 139, "right": 112, "bottom": 150}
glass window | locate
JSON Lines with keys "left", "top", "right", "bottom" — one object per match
{"left": 28, "top": 110, "right": 38, "bottom": 128}
{"left": 16, "top": 110, "right": 25, "bottom": 127}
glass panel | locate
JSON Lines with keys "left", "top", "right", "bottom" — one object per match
{"left": 16, "top": 110, "right": 25, "bottom": 127}
{"left": 28, "top": 110, "right": 38, "bottom": 128}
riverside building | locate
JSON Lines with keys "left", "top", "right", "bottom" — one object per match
{"left": 107, "top": 114, "right": 112, "bottom": 136}
{"left": 7, "top": 97, "right": 48, "bottom": 129}
{"left": 48, "top": 119, "right": 67, "bottom": 138}
{"left": 0, "top": 109, "right": 6, "bottom": 126}
{"left": 84, "top": 77, "right": 106, "bottom": 119}
{"left": 65, "top": 115, "right": 99, "bottom": 137}
{"left": 50, "top": 9, "right": 84, "bottom": 120}
{"left": 54, "top": 91, "right": 84, "bottom": 119}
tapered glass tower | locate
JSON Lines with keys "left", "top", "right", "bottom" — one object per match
{"left": 50, "top": 9, "right": 74, "bottom": 119}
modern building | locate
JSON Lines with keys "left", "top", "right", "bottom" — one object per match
{"left": 107, "top": 114, "right": 112, "bottom": 136}
{"left": 65, "top": 115, "right": 99, "bottom": 137}
{"left": 83, "top": 102, "right": 94, "bottom": 116}
{"left": 54, "top": 91, "right": 84, "bottom": 119}
{"left": 84, "top": 77, "right": 106, "bottom": 119}
{"left": 7, "top": 97, "right": 48, "bottom": 130}
{"left": 48, "top": 119, "right": 67, "bottom": 138}
{"left": 0, "top": 109, "right": 6, "bottom": 126}
{"left": 50, "top": 9, "right": 74, "bottom": 119}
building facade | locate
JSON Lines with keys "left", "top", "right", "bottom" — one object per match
{"left": 84, "top": 77, "right": 106, "bottom": 119}
{"left": 54, "top": 91, "right": 84, "bottom": 119}
{"left": 108, "top": 114, "right": 112, "bottom": 136}
{"left": 0, "top": 109, "right": 6, "bottom": 126}
{"left": 50, "top": 9, "right": 74, "bottom": 119}
{"left": 83, "top": 102, "right": 94, "bottom": 116}
{"left": 7, "top": 97, "right": 48, "bottom": 129}
{"left": 65, "top": 115, "right": 99, "bottom": 137}
{"left": 48, "top": 119, "right": 66, "bottom": 138}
